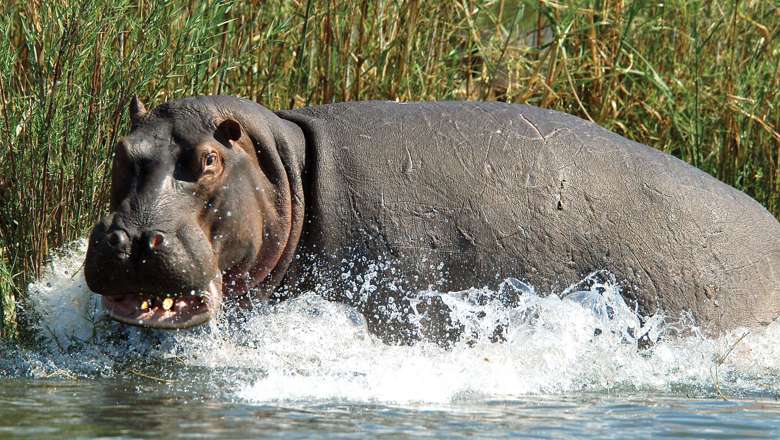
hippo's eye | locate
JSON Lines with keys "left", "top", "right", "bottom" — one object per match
{"left": 204, "top": 152, "right": 218, "bottom": 169}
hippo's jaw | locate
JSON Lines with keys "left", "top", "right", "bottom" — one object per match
{"left": 101, "top": 279, "right": 222, "bottom": 329}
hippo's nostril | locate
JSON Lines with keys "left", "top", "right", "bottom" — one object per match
{"left": 147, "top": 232, "right": 165, "bottom": 252}
{"left": 106, "top": 229, "right": 130, "bottom": 255}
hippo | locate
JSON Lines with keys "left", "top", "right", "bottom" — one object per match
{"left": 84, "top": 95, "right": 780, "bottom": 342}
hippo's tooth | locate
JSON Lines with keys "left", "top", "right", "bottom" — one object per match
{"left": 140, "top": 300, "right": 149, "bottom": 311}
{"left": 162, "top": 297, "right": 174, "bottom": 311}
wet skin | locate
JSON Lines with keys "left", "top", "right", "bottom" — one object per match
{"left": 85, "top": 96, "right": 780, "bottom": 338}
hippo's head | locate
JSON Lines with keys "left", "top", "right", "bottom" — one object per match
{"left": 85, "top": 96, "right": 304, "bottom": 329}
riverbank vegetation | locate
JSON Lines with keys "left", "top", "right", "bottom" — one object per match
{"left": 1, "top": 0, "right": 778, "bottom": 339}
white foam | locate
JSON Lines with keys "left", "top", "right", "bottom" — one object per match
{"left": 23, "top": 241, "right": 780, "bottom": 404}
{"left": 26, "top": 240, "right": 103, "bottom": 351}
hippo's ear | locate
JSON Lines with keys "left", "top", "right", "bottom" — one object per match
{"left": 129, "top": 96, "right": 147, "bottom": 123}
{"left": 215, "top": 119, "right": 243, "bottom": 145}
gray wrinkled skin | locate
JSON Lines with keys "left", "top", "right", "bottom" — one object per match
{"left": 86, "top": 96, "right": 780, "bottom": 341}
{"left": 278, "top": 101, "right": 780, "bottom": 338}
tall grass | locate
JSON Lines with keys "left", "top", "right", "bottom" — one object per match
{"left": 1, "top": 0, "right": 778, "bottom": 339}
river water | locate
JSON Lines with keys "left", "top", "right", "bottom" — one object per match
{"left": 2, "top": 242, "right": 780, "bottom": 439}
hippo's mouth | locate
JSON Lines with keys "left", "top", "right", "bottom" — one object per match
{"left": 101, "top": 280, "right": 222, "bottom": 329}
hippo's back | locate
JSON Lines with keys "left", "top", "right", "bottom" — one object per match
{"left": 278, "top": 101, "right": 780, "bottom": 332}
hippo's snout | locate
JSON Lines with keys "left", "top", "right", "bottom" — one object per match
{"left": 85, "top": 212, "right": 221, "bottom": 329}
{"left": 87, "top": 215, "right": 180, "bottom": 291}
{"left": 99, "top": 226, "right": 168, "bottom": 264}
{"left": 107, "top": 229, "right": 167, "bottom": 252}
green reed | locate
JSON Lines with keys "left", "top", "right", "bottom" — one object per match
{"left": 1, "top": 0, "right": 778, "bottom": 339}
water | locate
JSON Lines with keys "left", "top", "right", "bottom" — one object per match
{"left": 3, "top": 380, "right": 780, "bottom": 439}
{"left": 2, "top": 241, "right": 780, "bottom": 439}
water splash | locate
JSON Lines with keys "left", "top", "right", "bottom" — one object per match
{"left": 26, "top": 240, "right": 103, "bottom": 351}
{"left": 6, "top": 240, "right": 780, "bottom": 404}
